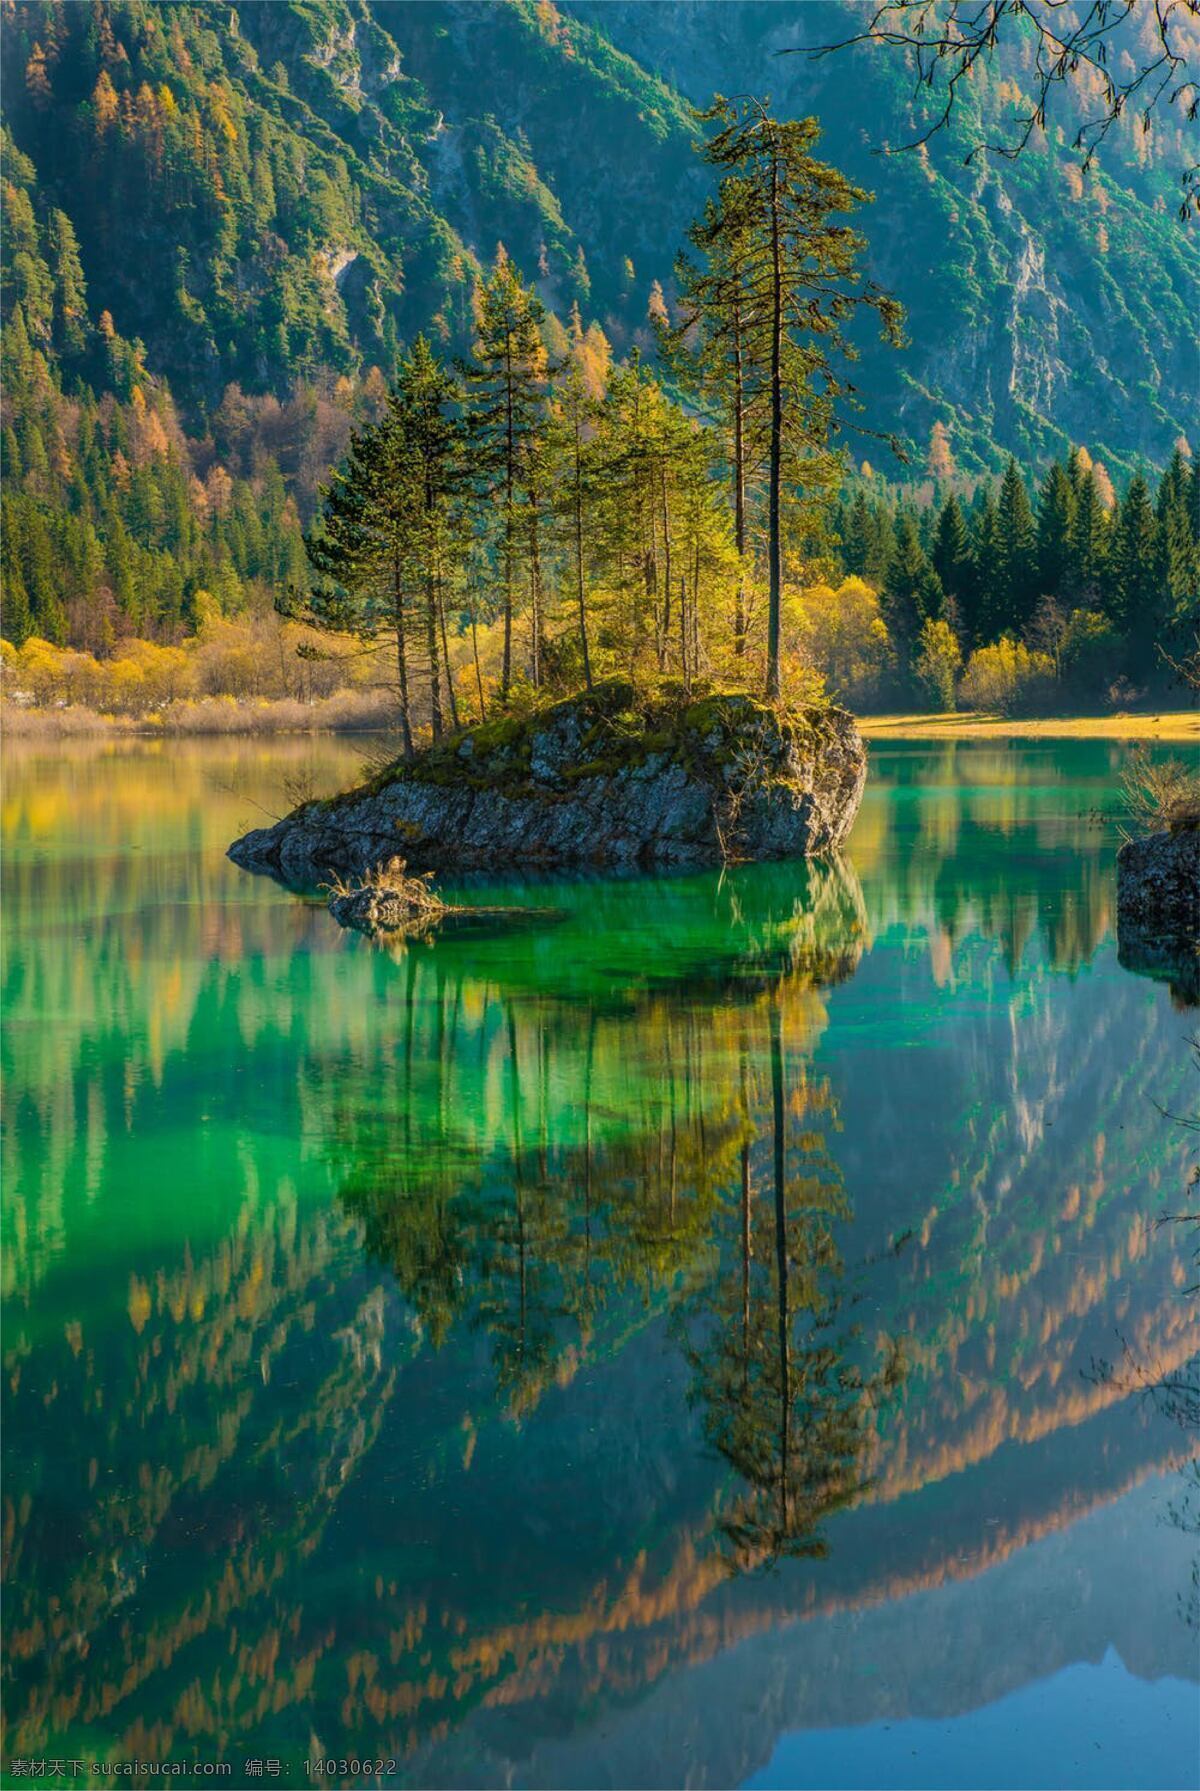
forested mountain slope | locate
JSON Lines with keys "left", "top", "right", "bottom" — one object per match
{"left": 1, "top": 0, "right": 1196, "bottom": 653}
{"left": 5, "top": 0, "right": 1196, "bottom": 460}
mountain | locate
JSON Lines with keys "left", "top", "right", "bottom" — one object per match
{"left": 1, "top": 0, "right": 1196, "bottom": 647}
{"left": 5, "top": 0, "right": 1196, "bottom": 461}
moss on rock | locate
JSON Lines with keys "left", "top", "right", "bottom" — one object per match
{"left": 230, "top": 681, "right": 867, "bottom": 884}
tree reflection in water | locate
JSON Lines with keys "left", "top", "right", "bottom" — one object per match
{"left": 681, "top": 1005, "right": 903, "bottom": 1574}
{"left": 335, "top": 854, "right": 902, "bottom": 1553}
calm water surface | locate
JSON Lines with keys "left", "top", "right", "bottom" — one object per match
{"left": 2, "top": 737, "right": 1197, "bottom": 1789}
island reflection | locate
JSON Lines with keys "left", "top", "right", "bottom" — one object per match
{"left": 2, "top": 739, "right": 1196, "bottom": 1783}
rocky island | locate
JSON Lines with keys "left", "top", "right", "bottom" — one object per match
{"left": 228, "top": 681, "right": 867, "bottom": 886}
{"left": 1116, "top": 824, "right": 1200, "bottom": 1005}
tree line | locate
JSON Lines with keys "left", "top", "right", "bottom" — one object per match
{"left": 286, "top": 95, "right": 1196, "bottom": 736}
{"left": 289, "top": 97, "right": 906, "bottom": 747}
{"left": 4, "top": 84, "right": 1198, "bottom": 724}
{"left": 832, "top": 444, "right": 1200, "bottom": 708}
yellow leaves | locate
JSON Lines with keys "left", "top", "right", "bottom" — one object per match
{"left": 92, "top": 70, "right": 119, "bottom": 133}
{"left": 127, "top": 1276, "right": 152, "bottom": 1335}
{"left": 927, "top": 420, "right": 955, "bottom": 482}
{"left": 204, "top": 463, "right": 234, "bottom": 513}
{"left": 208, "top": 84, "right": 238, "bottom": 145}
{"left": 789, "top": 575, "right": 895, "bottom": 705}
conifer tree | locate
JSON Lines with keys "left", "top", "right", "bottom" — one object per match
{"left": 690, "top": 97, "right": 902, "bottom": 698}
{"left": 387, "top": 335, "right": 464, "bottom": 738}
{"left": 881, "top": 514, "right": 943, "bottom": 648}
{"left": 0, "top": 498, "right": 33, "bottom": 646}
{"left": 1068, "top": 464, "right": 1109, "bottom": 602}
{"left": 463, "top": 250, "right": 551, "bottom": 697}
{"left": 839, "top": 491, "right": 874, "bottom": 578}
{"left": 970, "top": 489, "right": 1001, "bottom": 642}
{"left": 292, "top": 348, "right": 466, "bottom": 755}
{"left": 1108, "top": 473, "right": 1158, "bottom": 634}
{"left": 1035, "top": 461, "right": 1075, "bottom": 599}
{"left": 995, "top": 458, "right": 1037, "bottom": 631}
{"left": 297, "top": 415, "right": 416, "bottom": 756}
{"left": 549, "top": 347, "right": 599, "bottom": 688}
{"left": 1156, "top": 451, "right": 1200, "bottom": 617}
{"left": 669, "top": 195, "right": 757, "bottom": 658}
{"left": 931, "top": 494, "right": 971, "bottom": 616}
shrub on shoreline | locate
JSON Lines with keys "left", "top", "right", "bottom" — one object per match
{"left": 2, "top": 689, "right": 398, "bottom": 740}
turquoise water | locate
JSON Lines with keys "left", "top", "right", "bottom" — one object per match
{"left": 2, "top": 737, "right": 1197, "bottom": 1788}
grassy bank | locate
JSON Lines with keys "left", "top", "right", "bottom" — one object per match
{"left": 7, "top": 694, "right": 1197, "bottom": 747}
{"left": 1, "top": 690, "right": 398, "bottom": 740}
{"left": 859, "top": 710, "right": 1200, "bottom": 742}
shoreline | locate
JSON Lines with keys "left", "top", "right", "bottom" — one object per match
{"left": 0, "top": 693, "right": 396, "bottom": 742}
{"left": 5, "top": 700, "right": 1197, "bottom": 747}
{"left": 859, "top": 711, "right": 1199, "bottom": 742}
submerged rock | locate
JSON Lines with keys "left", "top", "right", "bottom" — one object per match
{"left": 1116, "top": 825, "right": 1200, "bottom": 1006}
{"left": 326, "top": 856, "right": 446, "bottom": 937}
{"left": 229, "top": 680, "right": 867, "bottom": 885}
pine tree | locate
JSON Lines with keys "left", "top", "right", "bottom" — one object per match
{"left": 549, "top": 348, "right": 598, "bottom": 688}
{"left": 690, "top": 98, "right": 902, "bottom": 698}
{"left": 931, "top": 495, "right": 972, "bottom": 617}
{"left": 1068, "top": 466, "right": 1109, "bottom": 601}
{"left": 970, "top": 490, "right": 1002, "bottom": 642}
{"left": 881, "top": 514, "right": 944, "bottom": 648}
{"left": 1108, "top": 474, "right": 1158, "bottom": 634}
{"left": 48, "top": 209, "right": 89, "bottom": 359}
{"left": 669, "top": 195, "right": 757, "bottom": 658}
{"left": 0, "top": 497, "right": 33, "bottom": 646}
{"left": 463, "top": 250, "right": 550, "bottom": 697}
{"left": 294, "top": 356, "right": 464, "bottom": 757}
{"left": 386, "top": 335, "right": 464, "bottom": 738}
{"left": 995, "top": 458, "right": 1037, "bottom": 632}
{"left": 1035, "top": 461, "right": 1075, "bottom": 599}
{"left": 1156, "top": 452, "right": 1200, "bottom": 619}
{"left": 839, "top": 491, "right": 873, "bottom": 577}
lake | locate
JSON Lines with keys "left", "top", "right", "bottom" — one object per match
{"left": 2, "top": 737, "right": 1197, "bottom": 1790}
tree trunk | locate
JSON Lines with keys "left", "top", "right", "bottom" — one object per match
{"left": 741, "top": 1137, "right": 751, "bottom": 1388}
{"left": 692, "top": 541, "right": 701, "bottom": 677}
{"left": 679, "top": 573, "right": 689, "bottom": 686}
{"left": 502, "top": 336, "right": 515, "bottom": 698}
{"left": 733, "top": 306, "right": 749, "bottom": 660}
{"left": 574, "top": 422, "right": 593, "bottom": 688}
{"left": 771, "top": 1002, "right": 790, "bottom": 1535}
{"left": 436, "top": 568, "right": 460, "bottom": 729}
{"left": 393, "top": 557, "right": 414, "bottom": 759}
{"left": 470, "top": 601, "right": 487, "bottom": 722}
{"left": 528, "top": 487, "right": 542, "bottom": 689}
{"left": 425, "top": 568, "right": 443, "bottom": 740}
{"left": 766, "top": 140, "right": 784, "bottom": 702}
{"left": 659, "top": 470, "right": 672, "bottom": 674}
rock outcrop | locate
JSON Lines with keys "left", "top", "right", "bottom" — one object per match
{"left": 1116, "top": 826, "right": 1200, "bottom": 1006}
{"left": 229, "top": 682, "right": 867, "bottom": 885}
{"left": 326, "top": 857, "right": 447, "bottom": 937}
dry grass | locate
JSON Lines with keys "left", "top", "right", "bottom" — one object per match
{"left": 1121, "top": 747, "right": 1200, "bottom": 837}
{"left": 323, "top": 856, "right": 447, "bottom": 914}
{"left": 1, "top": 704, "right": 139, "bottom": 740}
{"left": 858, "top": 710, "right": 1200, "bottom": 742}
{"left": 1, "top": 690, "right": 397, "bottom": 739}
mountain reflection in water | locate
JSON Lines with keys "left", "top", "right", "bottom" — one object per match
{"left": 1, "top": 738, "right": 1196, "bottom": 1788}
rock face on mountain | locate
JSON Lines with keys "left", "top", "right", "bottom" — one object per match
{"left": 228, "top": 682, "right": 867, "bottom": 884}
{"left": 1116, "top": 826, "right": 1200, "bottom": 1005}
